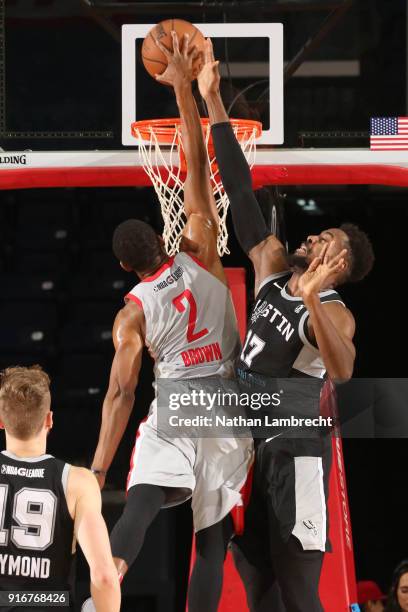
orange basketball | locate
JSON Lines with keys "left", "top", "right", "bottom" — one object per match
{"left": 142, "top": 19, "right": 205, "bottom": 82}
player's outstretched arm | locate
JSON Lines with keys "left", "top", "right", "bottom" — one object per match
{"left": 68, "top": 467, "right": 120, "bottom": 612}
{"left": 91, "top": 303, "right": 143, "bottom": 487}
{"left": 198, "top": 39, "right": 289, "bottom": 293}
{"left": 156, "top": 32, "right": 224, "bottom": 281}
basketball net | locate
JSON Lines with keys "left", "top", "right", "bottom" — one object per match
{"left": 132, "top": 118, "right": 262, "bottom": 256}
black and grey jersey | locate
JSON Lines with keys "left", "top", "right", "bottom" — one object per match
{"left": 237, "top": 271, "right": 345, "bottom": 379}
{"left": 0, "top": 451, "right": 75, "bottom": 595}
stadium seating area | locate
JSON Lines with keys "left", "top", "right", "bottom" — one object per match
{"left": 0, "top": 187, "right": 162, "bottom": 475}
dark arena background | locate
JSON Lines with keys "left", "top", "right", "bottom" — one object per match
{"left": 0, "top": 1, "right": 407, "bottom": 611}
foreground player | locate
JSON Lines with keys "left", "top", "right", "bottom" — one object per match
{"left": 0, "top": 366, "right": 120, "bottom": 612}
{"left": 88, "top": 32, "right": 252, "bottom": 612}
{"left": 198, "top": 40, "right": 374, "bottom": 611}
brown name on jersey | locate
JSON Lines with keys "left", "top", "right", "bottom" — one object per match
{"left": 181, "top": 342, "right": 223, "bottom": 366}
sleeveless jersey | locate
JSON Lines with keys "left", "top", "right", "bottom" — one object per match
{"left": 0, "top": 451, "right": 75, "bottom": 597}
{"left": 237, "top": 270, "right": 346, "bottom": 379}
{"left": 126, "top": 252, "right": 240, "bottom": 379}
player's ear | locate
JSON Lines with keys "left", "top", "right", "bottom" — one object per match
{"left": 0, "top": 419, "right": 5, "bottom": 430}
{"left": 341, "top": 253, "right": 350, "bottom": 275}
{"left": 120, "top": 261, "right": 133, "bottom": 272}
{"left": 334, "top": 259, "right": 349, "bottom": 288}
{"left": 45, "top": 411, "right": 53, "bottom": 430}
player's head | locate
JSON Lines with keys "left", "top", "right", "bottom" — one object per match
{"left": 287, "top": 223, "right": 374, "bottom": 286}
{"left": 0, "top": 365, "right": 52, "bottom": 441}
{"left": 112, "top": 219, "right": 166, "bottom": 276}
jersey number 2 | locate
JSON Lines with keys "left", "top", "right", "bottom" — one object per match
{"left": 173, "top": 290, "right": 209, "bottom": 343}
{"left": 0, "top": 484, "right": 57, "bottom": 551}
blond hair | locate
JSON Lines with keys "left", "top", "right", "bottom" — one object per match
{"left": 0, "top": 365, "right": 51, "bottom": 440}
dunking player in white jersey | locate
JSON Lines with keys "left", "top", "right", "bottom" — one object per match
{"left": 85, "top": 32, "right": 252, "bottom": 612}
{"left": 125, "top": 250, "right": 238, "bottom": 381}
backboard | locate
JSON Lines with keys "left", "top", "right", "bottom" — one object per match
{"left": 121, "top": 23, "right": 284, "bottom": 146}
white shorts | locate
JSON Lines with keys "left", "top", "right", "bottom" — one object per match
{"left": 126, "top": 406, "right": 253, "bottom": 532}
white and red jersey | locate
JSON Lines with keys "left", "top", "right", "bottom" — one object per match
{"left": 125, "top": 252, "right": 240, "bottom": 379}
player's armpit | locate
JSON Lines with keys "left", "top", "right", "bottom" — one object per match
{"left": 181, "top": 212, "right": 226, "bottom": 285}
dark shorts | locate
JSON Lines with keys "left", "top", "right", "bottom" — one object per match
{"left": 234, "top": 433, "right": 332, "bottom": 567}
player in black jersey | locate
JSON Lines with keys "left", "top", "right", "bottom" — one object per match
{"left": 197, "top": 41, "right": 374, "bottom": 611}
{"left": 0, "top": 366, "right": 120, "bottom": 612}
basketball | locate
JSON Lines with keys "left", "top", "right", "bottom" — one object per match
{"left": 141, "top": 19, "right": 206, "bottom": 81}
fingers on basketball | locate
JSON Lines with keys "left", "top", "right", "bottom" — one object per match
{"left": 155, "top": 38, "right": 171, "bottom": 58}
{"left": 142, "top": 20, "right": 206, "bottom": 81}
{"left": 180, "top": 33, "right": 192, "bottom": 57}
{"left": 188, "top": 43, "right": 199, "bottom": 59}
{"left": 170, "top": 30, "right": 181, "bottom": 54}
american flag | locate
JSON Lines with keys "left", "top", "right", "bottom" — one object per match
{"left": 370, "top": 117, "right": 408, "bottom": 150}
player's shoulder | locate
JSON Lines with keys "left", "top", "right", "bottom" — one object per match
{"left": 177, "top": 249, "right": 206, "bottom": 270}
{"left": 67, "top": 466, "right": 99, "bottom": 497}
{"left": 65, "top": 467, "right": 100, "bottom": 518}
{"left": 114, "top": 300, "right": 145, "bottom": 327}
{"left": 339, "top": 304, "right": 356, "bottom": 326}
{"left": 322, "top": 300, "right": 355, "bottom": 331}
{"left": 179, "top": 248, "right": 228, "bottom": 287}
{"left": 256, "top": 269, "right": 291, "bottom": 297}
{"left": 322, "top": 297, "right": 352, "bottom": 315}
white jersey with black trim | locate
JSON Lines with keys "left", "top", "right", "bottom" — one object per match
{"left": 237, "top": 271, "right": 346, "bottom": 379}
{"left": 125, "top": 252, "right": 240, "bottom": 379}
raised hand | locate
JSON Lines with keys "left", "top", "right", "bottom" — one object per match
{"left": 197, "top": 38, "right": 220, "bottom": 99}
{"left": 298, "top": 242, "right": 347, "bottom": 300}
{"left": 155, "top": 30, "right": 202, "bottom": 88}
